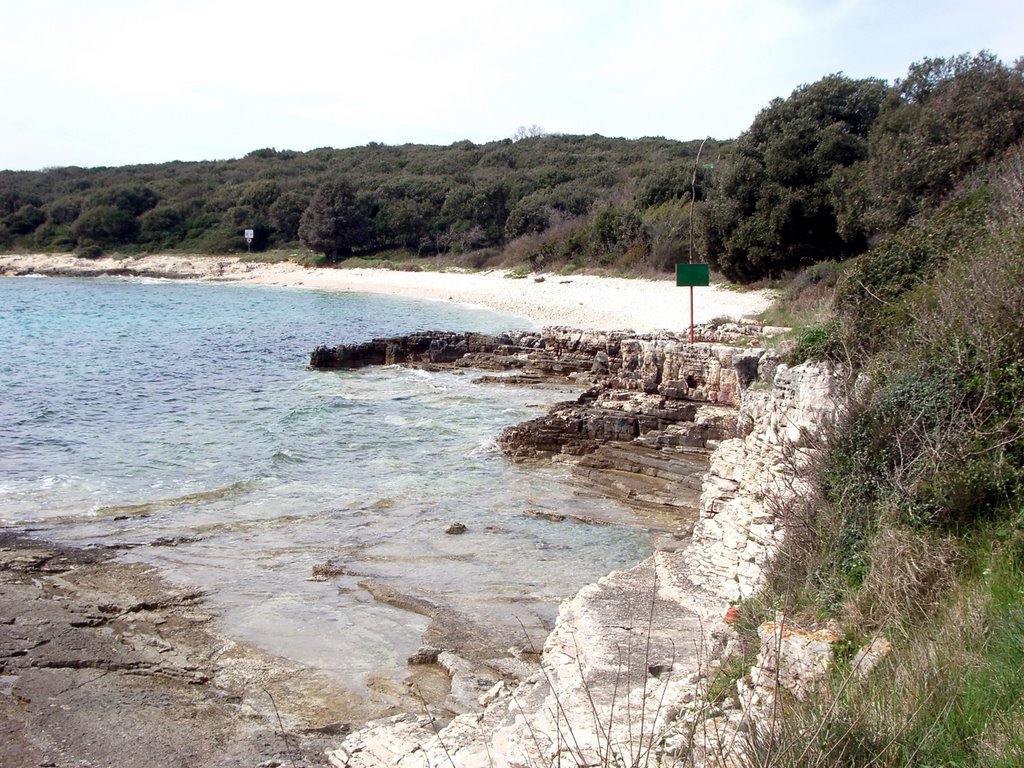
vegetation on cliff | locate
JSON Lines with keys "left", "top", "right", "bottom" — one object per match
{"left": 702, "top": 51, "right": 1024, "bottom": 283}
{"left": 740, "top": 134, "right": 1024, "bottom": 767}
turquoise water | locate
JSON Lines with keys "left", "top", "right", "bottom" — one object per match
{"left": 0, "top": 276, "right": 652, "bottom": 699}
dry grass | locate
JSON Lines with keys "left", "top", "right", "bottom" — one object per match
{"left": 847, "top": 526, "right": 963, "bottom": 629}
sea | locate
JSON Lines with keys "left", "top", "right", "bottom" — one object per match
{"left": 0, "top": 275, "right": 653, "bottom": 704}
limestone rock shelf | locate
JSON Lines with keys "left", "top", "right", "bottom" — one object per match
{"left": 310, "top": 327, "right": 773, "bottom": 526}
{"left": 308, "top": 327, "right": 843, "bottom": 767}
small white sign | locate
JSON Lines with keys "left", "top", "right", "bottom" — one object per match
{"left": 244, "top": 228, "right": 254, "bottom": 242}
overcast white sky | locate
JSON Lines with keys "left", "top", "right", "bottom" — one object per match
{"left": 2, "top": 0, "right": 1021, "bottom": 171}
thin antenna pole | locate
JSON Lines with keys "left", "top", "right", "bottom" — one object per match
{"left": 688, "top": 137, "right": 710, "bottom": 343}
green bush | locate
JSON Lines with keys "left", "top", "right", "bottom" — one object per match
{"left": 832, "top": 185, "right": 992, "bottom": 362}
{"left": 73, "top": 205, "right": 139, "bottom": 246}
{"left": 702, "top": 74, "right": 887, "bottom": 282}
{"left": 138, "top": 205, "right": 186, "bottom": 245}
{"left": 3, "top": 204, "right": 46, "bottom": 235}
{"left": 88, "top": 184, "right": 158, "bottom": 217}
{"left": 784, "top": 323, "right": 836, "bottom": 365}
{"left": 764, "top": 142, "right": 1024, "bottom": 635}
{"left": 858, "top": 52, "right": 1024, "bottom": 235}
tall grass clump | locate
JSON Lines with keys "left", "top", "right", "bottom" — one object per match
{"left": 748, "top": 536, "right": 1024, "bottom": 768}
{"left": 754, "top": 260, "right": 846, "bottom": 365}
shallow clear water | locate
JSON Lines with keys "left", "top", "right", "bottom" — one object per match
{"left": 0, "top": 276, "right": 652, "bottom": 695}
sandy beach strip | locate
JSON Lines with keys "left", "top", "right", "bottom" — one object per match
{"left": 1, "top": 253, "right": 775, "bottom": 333}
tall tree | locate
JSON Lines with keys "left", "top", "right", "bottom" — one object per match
{"left": 298, "top": 176, "right": 369, "bottom": 261}
{"left": 702, "top": 74, "right": 887, "bottom": 282}
{"left": 857, "top": 52, "right": 1024, "bottom": 235}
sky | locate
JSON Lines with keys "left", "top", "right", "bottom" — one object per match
{"left": 2, "top": 0, "right": 1021, "bottom": 171}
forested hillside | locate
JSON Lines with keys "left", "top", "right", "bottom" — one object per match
{"left": 0, "top": 134, "right": 721, "bottom": 273}
{"left": 1, "top": 51, "right": 1022, "bottom": 285}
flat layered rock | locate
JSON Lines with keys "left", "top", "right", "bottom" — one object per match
{"left": 0, "top": 533, "right": 378, "bottom": 768}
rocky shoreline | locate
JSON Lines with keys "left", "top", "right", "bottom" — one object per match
{"left": 310, "top": 326, "right": 776, "bottom": 522}
{"left": 309, "top": 327, "right": 843, "bottom": 766}
{"left": 0, "top": 531, "right": 370, "bottom": 767}
{"left": 3, "top": 322, "right": 839, "bottom": 767}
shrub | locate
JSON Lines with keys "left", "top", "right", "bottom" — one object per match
{"left": 75, "top": 242, "right": 104, "bottom": 258}
{"left": 858, "top": 51, "right": 1024, "bottom": 235}
{"left": 703, "top": 74, "right": 887, "bottom": 282}
{"left": 784, "top": 323, "right": 837, "bottom": 365}
{"left": 832, "top": 185, "right": 992, "bottom": 363}
{"left": 640, "top": 199, "right": 690, "bottom": 272}
{"left": 88, "top": 184, "right": 158, "bottom": 216}
{"left": 73, "top": 205, "right": 139, "bottom": 245}
{"left": 3, "top": 204, "right": 46, "bottom": 235}
{"left": 766, "top": 143, "right": 1024, "bottom": 626}
{"left": 138, "top": 205, "right": 186, "bottom": 245}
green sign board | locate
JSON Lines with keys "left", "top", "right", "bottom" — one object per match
{"left": 702, "top": 163, "right": 715, "bottom": 169}
{"left": 676, "top": 263, "right": 710, "bottom": 287}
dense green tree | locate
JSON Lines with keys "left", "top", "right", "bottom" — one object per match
{"left": 440, "top": 181, "right": 509, "bottom": 244}
{"left": 373, "top": 197, "right": 434, "bottom": 248}
{"left": 636, "top": 166, "right": 700, "bottom": 209}
{"left": 73, "top": 205, "right": 139, "bottom": 246}
{"left": 591, "top": 206, "right": 643, "bottom": 247}
{"left": 298, "top": 176, "right": 369, "bottom": 260}
{"left": 268, "top": 190, "right": 309, "bottom": 242}
{"left": 3, "top": 204, "right": 46, "bottom": 235}
{"left": 855, "top": 52, "right": 1024, "bottom": 234}
{"left": 46, "top": 200, "right": 81, "bottom": 226}
{"left": 139, "top": 205, "right": 186, "bottom": 245}
{"left": 368, "top": 176, "right": 445, "bottom": 249}
{"left": 703, "top": 74, "right": 887, "bottom": 281}
{"left": 88, "top": 184, "right": 159, "bottom": 216}
{"left": 238, "top": 180, "right": 281, "bottom": 211}
{"left": 1, "top": 190, "right": 42, "bottom": 216}
{"left": 504, "top": 194, "right": 551, "bottom": 239}
{"left": 546, "top": 182, "right": 599, "bottom": 217}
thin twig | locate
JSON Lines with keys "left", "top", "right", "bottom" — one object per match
{"left": 411, "top": 683, "right": 458, "bottom": 768}
{"left": 263, "top": 687, "right": 299, "bottom": 768}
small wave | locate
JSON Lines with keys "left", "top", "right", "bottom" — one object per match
{"left": 468, "top": 439, "right": 500, "bottom": 456}
{"left": 271, "top": 450, "right": 305, "bottom": 465}
{"left": 188, "top": 512, "right": 307, "bottom": 536}
{"left": 121, "top": 276, "right": 173, "bottom": 285}
{"left": 406, "top": 368, "right": 433, "bottom": 380}
{"left": 91, "top": 480, "right": 258, "bottom": 519}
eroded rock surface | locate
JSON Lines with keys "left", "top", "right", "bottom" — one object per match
{"left": 0, "top": 533, "right": 372, "bottom": 768}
